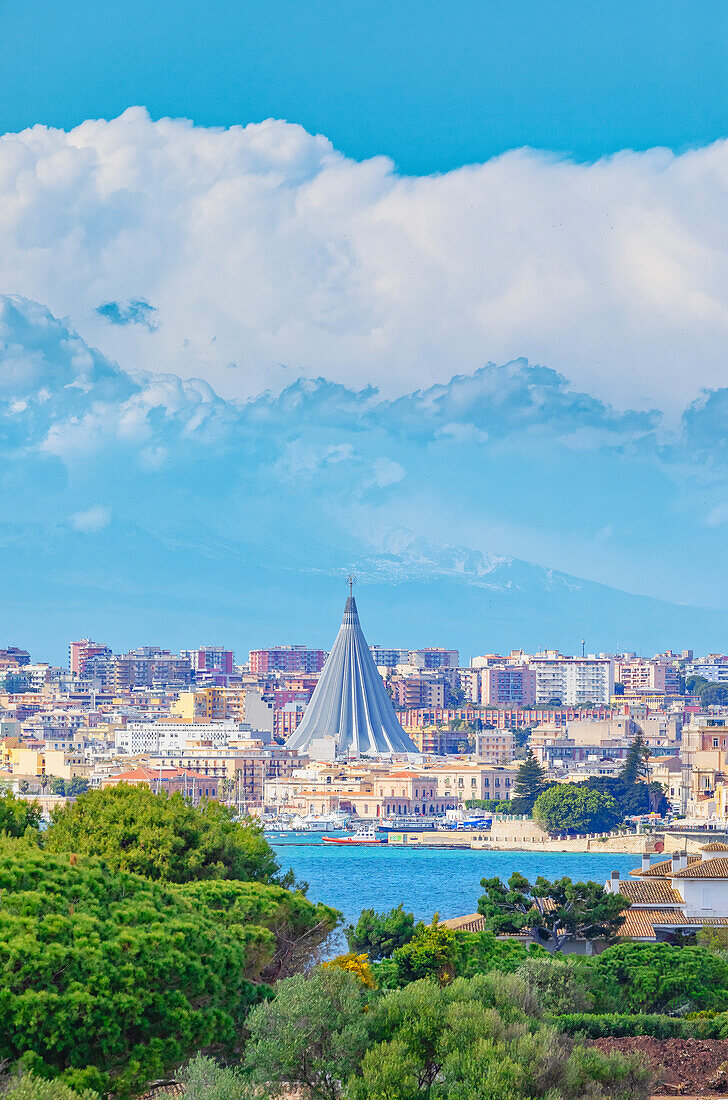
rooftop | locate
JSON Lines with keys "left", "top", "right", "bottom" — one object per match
{"left": 614, "top": 880, "right": 683, "bottom": 905}
{"left": 673, "top": 857, "right": 728, "bottom": 879}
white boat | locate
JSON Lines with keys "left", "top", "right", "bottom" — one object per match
{"left": 300, "top": 809, "right": 352, "bottom": 830}
{"left": 323, "top": 824, "right": 383, "bottom": 845}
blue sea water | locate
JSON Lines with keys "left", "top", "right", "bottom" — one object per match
{"left": 271, "top": 835, "right": 639, "bottom": 926}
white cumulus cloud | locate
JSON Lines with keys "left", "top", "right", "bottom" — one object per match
{"left": 1, "top": 109, "right": 728, "bottom": 411}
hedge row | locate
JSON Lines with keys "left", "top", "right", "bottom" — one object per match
{"left": 550, "top": 1012, "right": 728, "bottom": 1039}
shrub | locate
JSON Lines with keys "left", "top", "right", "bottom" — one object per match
{"left": 551, "top": 1012, "right": 728, "bottom": 1039}
{"left": 1, "top": 1075, "right": 99, "bottom": 1100}
{"left": 592, "top": 942, "right": 728, "bottom": 1014}
{"left": 0, "top": 790, "right": 42, "bottom": 837}
{"left": 389, "top": 919, "right": 457, "bottom": 985}
{"left": 516, "top": 956, "right": 594, "bottom": 1014}
{"left": 178, "top": 1055, "right": 253, "bottom": 1100}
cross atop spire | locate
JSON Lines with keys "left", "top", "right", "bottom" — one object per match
{"left": 346, "top": 573, "right": 356, "bottom": 598}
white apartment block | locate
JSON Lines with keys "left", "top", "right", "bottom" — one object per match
{"left": 687, "top": 657, "right": 728, "bottom": 684}
{"left": 529, "top": 653, "right": 614, "bottom": 706}
{"left": 115, "top": 720, "right": 248, "bottom": 755}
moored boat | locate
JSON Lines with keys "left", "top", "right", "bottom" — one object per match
{"left": 322, "top": 825, "right": 384, "bottom": 845}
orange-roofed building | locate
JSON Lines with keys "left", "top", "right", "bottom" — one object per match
{"left": 102, "top": 766, "right": 221, "bottom": 801}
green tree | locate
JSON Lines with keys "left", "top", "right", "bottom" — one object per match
{"left": 50, "top": 777, "right": 67, "bottom": 796}
{"left": 533, "top": 783, "right": 622, "bottom": 835}
{"left": 685, "top": 674, "right": 728, "bottom": 706}
{"left": 66, "top": 778, "right": 89, "bottom": 797}
{"left": 244, "top": 967, "right": 370, "bottom": 1100}
{"left": 18, "top": 779, "right": 30, "bottom": 794}
{"left": 477, "top": 873, "right": 628, "bottom": 952}
{"left": 0, "top": 839, "right": 336, "bottom": 1095}
{"left": 44, "top": 783, "right": 284, "bottom": 884}
{"left": 346, "top": 904, "right": 416, "bottom": 960}
{"left": 389, "top": 918, "right": 458, "bottom": 985}
{"left": 0, "top": 789, "right": 42, "bottom": 836}
{"left": 620, "top": 733, "right": 649, "bottom": 787}
{"left": 592, "top": 941, "right": 728, "bottom": 1014}
{"left": 512, "top": 749, "right": 548, "bottom": 810}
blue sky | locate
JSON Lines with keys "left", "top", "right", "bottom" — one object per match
{"left": 2, "top": 1, "right": 728, "bottom": 174}
{"left": 1, "top": 3, "right": 728, "bottom": 662}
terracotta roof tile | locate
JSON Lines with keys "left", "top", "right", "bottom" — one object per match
{"left": 701, "top": 842, "right": 728, "bottom": 852}
{"left": 620, "top": 909, "right": 690, "bottom": 939}
{"left": 440, "top": 913, "right": 486, "bottom": 931}
{"left": 631, "top": 855, "right": 701, "bottom": 877}
{"left": 673, "top": 857, "right": 728, "bottom": 879}
{"left": 615, "top": 880, "right": 683, "bottom": 904}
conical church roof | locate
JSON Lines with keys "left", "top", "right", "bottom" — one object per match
{"left": 286, "top": 595, "right": 419, "bottom": 757}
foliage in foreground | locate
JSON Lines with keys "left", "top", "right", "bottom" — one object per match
{"left": 551, "top": 1011, "right": 728, "bottom": 1039}
{"left": 239, "top": 967, "right": 651, "bottom": 1100}
{"left": 1, "top": 1074, "right": 99, "bottom": 1100}
{"left": 590, "top": 941, "right": 728, "bottom": 1014}
{"left": 0, "top": 838, "right": 339, "bottom": 1096}
{"left": 44, "top": 783, "right": 285, "bottom": 884}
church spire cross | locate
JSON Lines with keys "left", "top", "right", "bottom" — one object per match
{"left": 346, "top": 574, "right": 356, "bottom": 598}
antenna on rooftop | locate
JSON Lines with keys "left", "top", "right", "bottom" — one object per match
{"left": 581, "top": 639, "right": 585, "bottom": 658}
{"left": 346, "top": 574, "right": 357, "bottom": 598}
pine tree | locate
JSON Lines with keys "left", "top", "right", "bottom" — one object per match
{"left": 513, "top": 748, "right": 548, "bottom": 810}
{"left": 620, "top": 733, "right": 649, "bottom": 788}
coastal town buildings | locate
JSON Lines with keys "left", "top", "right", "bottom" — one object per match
{"left": 2, "top": 628, "right": 728, "bottom": 832}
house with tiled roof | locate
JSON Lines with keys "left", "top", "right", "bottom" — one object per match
{"left": 606, "top": 845, "right": 728, "bottom": 941}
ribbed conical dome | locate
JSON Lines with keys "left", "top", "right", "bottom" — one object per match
{"left": 286, "top": 595, "right": 418, "bottom": 757}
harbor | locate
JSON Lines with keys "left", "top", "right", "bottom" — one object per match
{"left": 269, "top": 833, "right": 639, "bottom": 926}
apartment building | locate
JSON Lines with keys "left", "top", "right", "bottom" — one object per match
{"left": 614, "top": 657, "right": 670, "bottom": 694}
{"left": 249, "top": 646, "right": 326, "bottom": 676}
{"left": 147, "top": 744, "right": 300, "bottom": 803}
{"left": 408, "top": 648, "right": 459, "bottom": 670}
{"left": 528, "top": 653, "right": 614, "bottom": 706}
{"left": 480, "top": 665, "right": 537, "bottom": 707}
{"left": 69, "top": 639, "right": 112, "bottom": 677}
{"left": 370, "top": 646, "right": 409, "bottom": 667}
{"left": 172, "top": 686, "right": 247, "bottom": 722}
{"left": 115, "top": 720, "right": 248, "bottom": 754}
{"left": 264, "top": 762, "right": 450, "bottom": 818}
{"left": 687, "top": 656, "right": 728, "bottom": 684}
{"left": 0, "top": 647, "right": 30, "bottom": 668}
{"left": 179, "top": 646, "right": 234, "bottom": 675}
{"left": 394, "top": 676, "right": 445, "bottom": 708}
{"left": 84, "top": 648, "right": 192, "bottom": 691}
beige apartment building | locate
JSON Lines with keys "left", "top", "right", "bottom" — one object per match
{"left": 426, "top": 761, "right": 519, "bottom": 803}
